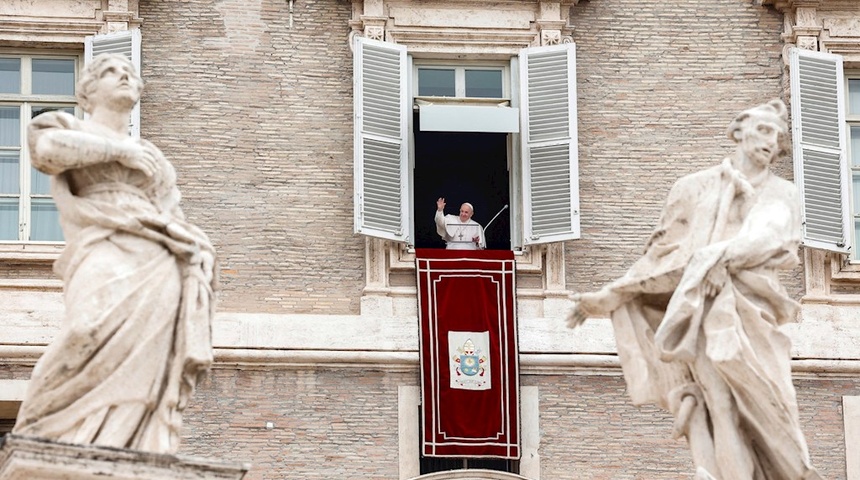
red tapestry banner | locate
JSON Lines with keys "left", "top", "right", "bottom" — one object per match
{"left": 416, "top": 248, "right": 519, "bottom": 459}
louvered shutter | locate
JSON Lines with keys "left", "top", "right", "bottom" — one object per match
{"left": 353, "top": 37, "right": 411, "bottom": 242}
{"left": 789, "top": 47, "right": 849, "bottom": 253}
{"left": 84, "top": 29, "right": 142, "bottom": 138}
{"left": 519, "top": 43, "right": 580, "bottom": 245}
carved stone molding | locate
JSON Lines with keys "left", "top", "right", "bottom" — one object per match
{"left": 536, "top": 16, "right": 573, "bottom": 46}
{"left": 541, "top": 29, "right": 562, "bottom": 45}
{"left": 365, "top": 25, "right": 385, "bottom": 41}
{"left": 759, "top": 0, "right": 860, "bottom": 62}
{"left": 0, "top": 0, "right": 141, "bottom": 45}
{"left": 0, "top": 18, "right": 103, "bottom": 45}
{"left": 349, "top": 0, "right": 578, "bottom": 54}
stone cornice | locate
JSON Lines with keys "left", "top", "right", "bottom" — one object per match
{"left": 754, "top": 0, "right": 860, "bottom": 61}
{"left": 0, "top": 1, "right": 142, "bottom": 45}
{"left": 0, "top": 17, "right": 103, "bottom": 45}
{"left": 350, "top": 0, "right": 576, "bottom": 52}
{"left": 2, "top": 346, "right": 859, "bottom": 378}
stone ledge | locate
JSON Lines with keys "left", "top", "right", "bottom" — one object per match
{"left": 0, "top": 435, "right": 249, "bottom": 480}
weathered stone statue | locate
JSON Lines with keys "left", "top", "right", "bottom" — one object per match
{"left": 12, "top": 53, "right": 216, "bottom": 454}
{"left": 568, "top": 100, "right": 822, "bottom": 480}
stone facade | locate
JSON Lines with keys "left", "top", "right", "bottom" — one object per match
{"left": 1, "top": 0, "right": 860, "bottom": 479}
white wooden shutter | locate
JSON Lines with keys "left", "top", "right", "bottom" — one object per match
{"left": 789, "top": 47, "right": 849, "bottom": 253}
{"left": 84, "top": 29, "right": 142, "bottom": 138}
{"left": 519, "top": 43, "right": 580, "bottom": 245}
{"left": 353, "top": 37, "right": 411, "bottom": 243}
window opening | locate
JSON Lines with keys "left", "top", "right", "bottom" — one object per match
{"left": 416, "top": 65, "right": 506, "bottom": 100}
{"left": 420, "top": 456, "right": 519, "bottom": 474}
{"left": 412, "top": 112, "right": 511, "bottom": 250}
{"left": 418, "top": 68, "right": 455, "bottom": 97}
{"left": 417, "top": 406, "right": 519, "bottom": 475}
{"left": 0, "top": 418, "right": 14, "bottom": 436}
{"left": 0, "top": 55, "right": 75, "bottom": 243}
{"left": 465, "top": 69, "right": 503, "bottom": 98}
{"left": 849, "top": 75, "right": 860, "bottom": 261}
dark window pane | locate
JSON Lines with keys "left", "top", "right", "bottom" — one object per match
{"left": 0, "top": 58, "right": 21, "bottom": 94}
{"left": 32, "top": 105, "right": 75, "bottom": 120}
{"left": 467, "top": 458, "right": 517, "bottom": 471}
{"left": 32, "top": 59, "right": 75, "bottom": 96}
{"left": 419, "top": 456, "right": 517, "bottom": 474}
{"left": 465, "top": 69, "right": 503, "bottom": 98}
{"left": 418, "top": 68, "right": 455, "bottom": 97}
{"left": 420, "top": 457, "right": 463, "bottom": 474}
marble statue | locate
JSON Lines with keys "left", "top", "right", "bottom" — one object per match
{"left": 567, "top": 100, "right": 823, "bottom": 480}
{"left": 12, "top": 53, "right": 216, "bottom": 454}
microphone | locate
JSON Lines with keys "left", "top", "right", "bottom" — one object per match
{"left": 484, "top": 204, "right": 509, "bottom": 232}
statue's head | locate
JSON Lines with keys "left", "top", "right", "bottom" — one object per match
{"left": 76, "top": 53, "right": 144, "bottom": 114}
{"left": 726, "top": 99, "right": 791, "bottom": 163}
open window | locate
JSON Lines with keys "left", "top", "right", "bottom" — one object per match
{"left": 353, "top": 37, "right": 579, "bottom": 250}
{"left": 411, "top": 61, "right": 514, "bottom": 250}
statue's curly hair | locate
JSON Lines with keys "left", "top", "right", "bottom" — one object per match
{"left": 726, "top": 99, "right": 791, "bottom": 159}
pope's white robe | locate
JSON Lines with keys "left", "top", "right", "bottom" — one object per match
{"left": 435, "top": 211, "right": 486, "bottom": 250}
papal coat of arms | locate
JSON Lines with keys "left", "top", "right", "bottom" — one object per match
{"left": 448, "top": 332, "right": 491, "bottom": 390}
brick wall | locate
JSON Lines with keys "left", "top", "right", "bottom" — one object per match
{"left": 180, "top": 368, "right": 413, "bottom": 480}
{"left": 172, "top": 367, "right": 860, "bottom": 479}
{"left": 564, "top": 0, "right": 805, "bottom": 298}
{"left": 139, "top": 0, "right": 364, "bottom": 315}
{"left": 532, "top": 373, "right": 858, "bottom": 479}
{"left": 138, "top": 0, "right": 806, "bottom": 314}
{"left": 18, "top": 0, "right": 841, "bottom": 478}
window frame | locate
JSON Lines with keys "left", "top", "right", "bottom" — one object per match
{"left": 413, "top": 61, "right": 511, "bottom": 102}
{"left": 847, "top": 70, "right": 860, "bottom": 263}
{"left": 354, "top": 38, "right": 580, "bottom": 251}
{"left": 0, "top": 29, "right": 140, "bottom": 260}
{"left": 789, "top": 49, "right": 860, "bottom": 288}
{"left": 0, "top": 51, "right": 80, "bottom": 244}
{"left": 826, "top": 69, "right": 860, "bottom": 280}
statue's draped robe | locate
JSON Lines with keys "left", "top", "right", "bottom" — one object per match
{"left": 13, "top": 112, "right": 215, "bottom": 454}
{"left": 602, "top": 159, "right": 815, "bottom": 479}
